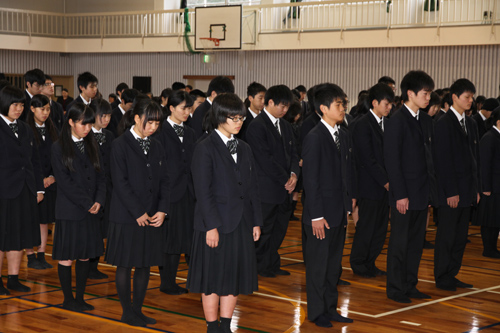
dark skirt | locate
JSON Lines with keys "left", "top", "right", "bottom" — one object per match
{"left": 38, "top": 188, "right": 56, "bottom": 224}
{"left": 0, "top": 184, "right": 41, "bottom": 251}
{"left": 164, "top": 191, "right": 195, "bottom": 254}
{"left": 105, "top": 221, "right": 164, "bottom": 268}
{"left": 475, "top": 193, "right": 500, "bottom": 228}
{"left": 186, "top": 219, "right": 258, "bottom": 296}
{"left": 52, "top": 214, "right": 104, "bottom": 260}
{"left": 99, "top": 191, "right": 112, "bottom": 239}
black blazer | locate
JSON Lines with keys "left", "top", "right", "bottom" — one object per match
{"left": 236, "top": 109, "right": 256, "bottom": 141}
{"left": 471, "top": 113, "right": 487, "bottom": 139}
{"left": 353, "top": 113, "right": 388, "bottom": 200}
{"left": 110, "top": 99, "right": 120, "bottom": 110}
{"left": 34, "top": 127, "right": 58, "bottom": 193}
{"left": 300, "top": 111, "right": 320, "bottom": 146}
{"left": 433, "top": 109, "right": 446, "bottom": 122}
{"left": 246, "top": 111, "right": 300, "bottom": 204}
{"left": 66, "top": 95, "right": 87, "bottom": 111}
{"left": 56, "top": 96, "right": 74, "bottom": 112}
{"left": 108, "top": 106, "right": 124, "bottom": 137}
{"left": 340, "top": 113, "right": 354, "bottom": 129}
{"left": 384, "top": 106, "right": 434, "bottom": 210}
{"left": 0, "top": 119, "right": 44, "bottom": 199}
{"left": 480, "top": 128, "right": 500, "bottom": 194}
{"left": 191, "top": 131, "right": 263, "bottom": 233}
{"left": 109, "top": 130, "right": 170, "bottom": 224}
{"left": 190, "top": 99, "right": 211, "bottom": 139}
{"left": 21, "top": 90, "right": 32, "bottom": 122}
{"left": 51, "top": 141, "right": 106, "bottom": 220}
{"left": 50, "top": 100, "right": 65, "bottom": 131}
{"left": 434, "top": 111, "right": 480, "bottom": 207}
{"left": 92, "top": 129, "right": 115, "bottom": 189}
{"left": 302, "top": 122, "right": 355, "bottom": 227}
{"left": 157, "top": 121, "right": 196, "bottom": 203}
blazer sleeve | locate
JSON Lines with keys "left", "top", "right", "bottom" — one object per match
{"left": 94, "top": 151, "right": 107, "bottom": 206}
{"left": 433, "top": 120, "right": 460, "bottom": 198}
{"left": 191, "top": 144, "right": 223, "bottom": 230}
{"left": 51, "top": 144, "right": 94, "bottom": 211}
{"left": 348, "top": 130, "right": 358, "bottom": 200}
{"left": 480, "top": 134, "right": 493, "bottom": 193}
{"left": 248, "top": 146, "right": 263, "bottom": 227}
{"left": 302, "top": 132, "right": 324, "bottom": 223}
{"left": 246, "top": 122, "right": 289, "bottom": 186}
{"left": 109, "top": 141, "right": 148, "bottom": 219}
{"left": 384, "top": 118, "right": 408, "bottom": 201}
{"left": 354, "top": 122, "right": 388, "bottom": 188}
{"left": 30, "top": 133, "right": 45, "bottom": 192}
{"left": 157, "top": 147, "right": 170, "bottom": 215}
{"left": 289, "top": 128, "right": 301, "bottom": 177}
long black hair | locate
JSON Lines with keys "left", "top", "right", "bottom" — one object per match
{"left": 120, "top": 97, "right": 163, "bottom": 133}
{"left": 60, "top": 103, "right": 101, "bottom": 172}
{"left": 27, "top": 94, "right": 59, "bottom": 145}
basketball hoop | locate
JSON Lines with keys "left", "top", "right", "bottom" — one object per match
{"left": 200, "top": 37, "right": 220, "bottom": 48}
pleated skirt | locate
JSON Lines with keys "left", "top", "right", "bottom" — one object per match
{"left": 38, "top": 188, "right": 56, "bottom": 224}
{"left": 475, "top": 193, "right": 500, "bottom": 228}
{"left": 105, "top": 221, "right": 164, "bottom": 268}
{"left": 164, "top": 191, "right": 194, "bottom": 254}
{"left": 52, "top": 214, "right": 104, "bottom": 260}
{"left": 99, "top": 190, "right": 112, "bottom": 239}
{"left": 186, "top": 219, "right": 258, "bottom": 296}
{"left": 0, "top": 185, "right": 40, "bottom": 251}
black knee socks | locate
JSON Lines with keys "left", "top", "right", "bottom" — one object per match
{"left": 75, "top": 260, "right": 90, "bottom": 306}
{"left": 160, "top": 254, "right": 180, "bottom": 289}
{"left": 132, "top": 267, "right": 150, "bottom": 312}
{"left": 207, "top": 320, "right": 219, "bottom": 333}
{"left": 116, "top": 266, "right": 133, "bottom": 315}
{"left": 220, "top": 317, "right": 232, "bottom": 333}
{"left": 481, "top": 226, "right": 500, "bottom": 254}
{"left": 116, "top": 266, "right": 149, "bottom": 326}
{"left": 58, "top": 264, "right": 74, "bottom": 303}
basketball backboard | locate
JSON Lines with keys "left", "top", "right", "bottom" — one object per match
{"left": 195, "top": 5, "right": 242, "bottom": 50}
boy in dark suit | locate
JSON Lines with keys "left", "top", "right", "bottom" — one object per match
{"left": 108, "top": 88, "right": 139, "bottom": 137}
{"left": 246, "top": 85, "right": 300, "bottom": 277}
{"left": 302, "top": 83, "right": 355, "bottom": 327}
{"left": 350, "top": 83, "right": 394, "bottom": 278}
{"left": 472, "top": 98, "right": 499, "bottom": 139}
{"left": 67, "top": 72, "right": 98, "bottom": 110}
{"left": 111, "top": 82, "right": 129, "bottom": 110}
{"left": 384, "top": 70, "right": 435, "bottom": 303}
{"left": 41, "top": 75, "right": 64, "bottom": 131}
{"left": 22, "top": 68, "right": 45, "bottom": 121}
{"left": 237, "top": 81, "right": 266, "bottom": 141}
{"left": 433, "top": 79, "right": 480, "bottom": 291}
{"left": 191, "top": 76, "right": 234, "bottom": 139}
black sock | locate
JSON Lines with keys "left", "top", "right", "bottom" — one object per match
{"left": 116, "top": 266, "right": 133, "bottom": 316}
{"left": 220, "top": 317, "right": 232, "bottom": 332}
{"left": 58, "top": 264, "right": 74, "bottom": 303}
{"left": 207, "top": 320, "right": 219, "bottom": 333}
{"left": 132, "top": 267, "right": 150, "bottom": 312}
{"left": 184, "top": 254, "right": 190, "bottom": 267}
{"left": 75, "top": 260, "right": 90, "bottom": 303}
{"left": 89, "top": 257, "right": 99, "bottom": 272}
{"left": 160, "top": 254, "right": 180, "bottom": 290}
{"left": 36, "top": 252, "right": 46, "bottom": 261}
{"left": 27, "top": 253, "right": 37, "bottom": 262}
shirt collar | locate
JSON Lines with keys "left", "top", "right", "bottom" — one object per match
{"left": 118, "top": 105, "right": 126, "bottom": 115}
{"left": 248, "top": 107, "right": 258, "bottom": 119}
{"left": 72, "top": 135, "right": 83, "bottom": 142}
{"left": 26, "top": 89, "right": 33, "bottom": 99}
{"left": 80, "top": 94, "right": 91, "bottom": 105}
{"left": 404, "top": 103, "right": 419, "bottom": 119}
{"left": 369, "top": 109, "right": 383, "bottom": 123}
{"left": 207, "top": 97, "right": 212, "bottom": 105}
{"left": 35, "top": 122, "right": 45, "bottom": 128}
{"left": 167, "top": 116, "right": 183, "bottom": 128}
{"left": 263, "top": 108, "right": 278, "bottom": 125}
{"left": 130, "top": 125, "right": 148, "bottom": 140}
{"left": 215, "top": 128, "right": 235, "bottom": 146}
{"left": 450, "top": 106, "right": 464, "bottom": 122}
{"left": 479, "top": 111, "right": 487, "bottom": 121}
{"left": 0, "top": 114, "right": 16, "bottom": 126}
{"left": 493, "top": 125, "right": 500, "bottom": 135}
{"left": 320, "top": 118, "right": 339, "bottom": 139}
{"left": 92, "top": 127, "right": 102, "bottom": 133}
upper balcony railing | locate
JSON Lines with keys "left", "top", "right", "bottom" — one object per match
{"left": 0, "top": 0, "right": 497, "bottom": 40}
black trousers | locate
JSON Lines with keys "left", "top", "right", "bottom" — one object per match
{"left": 305, "top": 219, "right": 346, "bottom": 321}
{"left": 350, "top": 195, "right": 389, "bottom": 274}
{"left": 481, "top": 226, "right": 500, "bottom": 255}
{"left": 256, "top": 198, "right": 291, "bottom": 274}
{"left": 386, "top": 208, "right": 427, "bottom": 298}
{"left": 434, "top": 206, "right": 470, "bottom": 285}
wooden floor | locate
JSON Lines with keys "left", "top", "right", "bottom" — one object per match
{"left": 1, "top": 206, "right": 500, "bottom": 333}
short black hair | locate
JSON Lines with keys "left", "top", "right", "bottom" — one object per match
{"left": 115, "top": 82, "right": 129, "bottom": 94}
{"left": 368, "top": 83, "right": 395, "bottom": 108}
{"left": 167, "top": 90, "right": 194, "bottom": 110}
{"left": 314, "top": 83, "right": 347, "bottom": 116}
{"left": 265, "top": 85, "right": 294, "bottom": 107}
{"left": 172, "top": 82, "right": 186, "bottom": 91}
{"left": 121, "top": 88, "right": 139, "bottom": 104}
{"left": 62, "top": 88, "right": 69, "bottom": 93}
{"left": 207, "top": 76, "right": 234, "bottom": 96}
{"left": 24, "top": 68, "right": 45, "bottom": 87}
{"left": 90, "top": 98, "right": 112, "bottom": 117}
{"left": 450, "top": 78, "right": 476, "bottom": 99}
{"left": 378, "top": 76, "right": 396, "bottom": 85}
{"left": 476, "top": 95, "right": 486, "bottom": 105}
{"left": 189, "top": 89, "right": 206, "bottom": 99}
{"left": 0, "top": 85, "right": 26, "bottom": 116}
{"left": 283, "top": 101, "right": 302, "bottom": 124}
{"left": 400, "top": 70, "right": 434, "bottom": 101}
{"left": 108, "top": 93, "right": 117, "bottom": 100}
{"left": 210, "top": 93, "right": 246, "bottom": 128}
{"left": 77, "top": 72, "right": 98, "bottom": 92}
{"left": 0, "top": 80, "right": 11, "bottom": 91}
{"left": 30, "top": 94, "right": 50, "bottom": 108}
{"left": 428, "top": 92, "right": 441, "bottom": 108}
{"left": 291, "top": 89, "right": 301, "bottom": 101}
{"left": 44, "top": 75, "right": 53, "bottom": 81}
{"left": 441, "top": 93, "right": 452, "bottom": 108}
{"left": 294, "top": 85, "right": 307, "bottom": 93}
{"left": 186, "top": 85, "right": 193, "bottom": 90}
{"left": 160, "top": 88, "right": 172, "bottom": 99}
{"left": 247, "top": 82, "right": 266, "bottom": 98}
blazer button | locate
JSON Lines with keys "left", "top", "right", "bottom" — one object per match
{"left": 88, "top": 177, "right": 91, "bottom": 180}
{"left": 150, "top": 189, "right": 153, "bottom": 193}
{"left": 147, "top": 163, "right": 151, "bottom": 167}
{"left": 149, "top": 176, "right": 152, "bottom": 180}
{"left": 181, "top": 149, "right": 185, "bottom": 153}
{"left": 239, "top": 182, "right": 242, "bottom": 185}
{"left": 21, "top": 166, "right": 25, "bottom": 170}
{"left": 240, "top": 196, "right": 244, "bottom": 199}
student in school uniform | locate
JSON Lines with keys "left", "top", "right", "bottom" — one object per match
{"left": 477, "top": 108, "right": 500, "bottom": 258}
{"left": 88, "top": 98, "right": 115, "bottom": 279}
{"left": 187, "top": 93, "right": 262, "bottom": 333}
{"left": 433, "top": 79, "right": 480, "bottom": 291}
{"left": 56, "top": 88, "right": 74, "bottom": 113}
{"left": 472, "top": 98, "right": 500, "bottom": 139}
{"left": 108, "top": 88, "right": 138, "bottom": 137}
{"left": 159, "top": 88, "right": 173, "bottom": 119}
{"left": 41, "top": 75, "right": 64, "bottom": 131}
{"left": 350, "top": 83, "right": 394, "bottom": 278}
{"left": 51, "top": 103, "right": 105, "bottom": 311}
{"left": 0, "top": 85, "right": 44, "bottom": 295}
{"left": 25, "top": 94, "right": 59, "bottom": 270}
{"left": 384, "top": 70, "right": 436, "bottom": 304}
{"left": 105, "top": 98, "right": 169, "bottom": 327}
{"left": 237, "top": 81, "right": 266, "bottom": 141}
{"left": 66, "top": 72, "right": 98, "bottom": 110}
{"left": 157, "top": 90, "right": 196, "bottom": 295}
{"left": 302, "top": 83, "right": 356, "bottom": 328}
{"left": 21, "top": 68, "right": 45, "bottom": 121}
{"left": 111, "top": 82, "right": 129, "bottom": 110}
{"left": 191, "top": 76, "right": 235, "bottom": 139}
{"left": 190, "top": 89, "right": 207, "bottom": 114}
{"left": 246, "top": 85, "right": 300, "bottom": 278}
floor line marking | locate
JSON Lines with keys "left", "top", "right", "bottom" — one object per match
{"left": 441, "top": 302, "right": 500, "bottom": 322}
{"left": 257, "top": 286, "right": 306, "bottom": 333}
{"left": 400, "top": 321, "right": 422, "bottom": 326}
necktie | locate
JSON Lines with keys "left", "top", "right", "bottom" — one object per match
{"left": 37, "top": 127, "right": 46, "bottom": 137}
{"left": 334, "top": 131, "right": 340, "bottom": 151}
{"left": 227, "top": 139, "right": 238, "bottom": 155}
{"left": 137, "top": 138, "right": 150, "bottom": 154}
{"left": 275, "top": 120, "right": 281, "bottom": 135}
{"left": 173, "top": 124, "right": 184, "bottom": 137}
{"left": 379, "top": 120, "right": 384, "bottom": 132}
{"left": 94, "top": 132, "right": 105, "bottom": 145}
{"left": 460, "top": 118, "right": 467, "bottom": 133}
{"left": 9, "top": 123, "right": 18, "bottom": 135}
{"left": 75, "top": 141, "right": 85, "bottom": 154}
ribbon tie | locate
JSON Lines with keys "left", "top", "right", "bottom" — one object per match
{"left": 75, "top": 141, "right": 85, "bottom": 154}
{"left": 9, "top": 123, "right": 18, "bottom": 135}
{"left": 173, "top": 124, "right": 184, "bottom": 137}
{"left": 137, "top": 138, "right": 151, "bottom": 154}
{"left": 227, "top": 139, "right": 238, "bottom": 155}
{"left": 94, "top": 132, "right": 106, "bottom": 145}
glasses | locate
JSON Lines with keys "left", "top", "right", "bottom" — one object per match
{"left": 227, "top": 116, "right": 246, "bottom": 123}
{"left": 44, "top": 82, "right": 55, "bottom": 87}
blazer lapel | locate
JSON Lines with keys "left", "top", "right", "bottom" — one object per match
{"left": 0, "top": 119, "right": 19, "bottom": 141}
{"left": 367, "top": 113, "right": 384, "bottom": 137}
{"left": 261, "top": 111, "right": 282, "bottom": 143}
{"left": 124, "top": 130, "right": 148, "bottom": 161}
{"left": 210, "top": 132, "right": 237, "bottom": 166}
{"left": 318, "top": 122, "right": 338, "bottom": 153}
{"left": 447, "top": 111, "right": 468, "bottom": 138}
{"left": 166, "top": 122, "right": 183, "bottom": 144}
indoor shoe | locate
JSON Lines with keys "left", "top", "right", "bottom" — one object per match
{"left": 326, "top": 312, "right": 353, "bottom": 323}
{"left": 258, "top": 271, "right": 276, "bottom": 278}
{"left": 121, "top": 312, "right": 147, "bottom": 327}
{"left": 62, "top": 299, "right": 85, "bottom": 312}
{"left": 407, "top": 289, "right": 431, "bottom": 299}
{"left": 314, "top": 314, "right": 333, "bottom": 328}
{"left": 455, "top": 279, "right": 473, "bottom": 289}
{"left": 371, "top": 267, "right": 387, "bottom": 276}
{"left": 160, "top": 284, "right": 188, "bottom": 295}
{"left": 7, "top": 278, "right": 31, "bottom": 292}
{"left": 436, "top": 283, "right": 456, "bottom": 291}
{"left": 77, "top": 299, "right": 95, "bottom": 311}
{"left": 388, "top": 293, "right": 412, "bottom": 303}
{"left": 274, "top": 269, "right": 290, "bottom": 276}
{"left": 134, "top": 308, "right": 157, "bottom": 325}
{"left": 27, "top": 257, "right": 46, "bottom": 270}
{"left": 482, "top": 251, "right": 500, "bottom": 259}
{"left": 88, "top": 270, "right": 108, "bottom": 280}
{"left": 338, "top": 279, "right": 351, "bottom": 286}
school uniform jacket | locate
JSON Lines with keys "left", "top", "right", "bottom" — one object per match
{"left": 434, "top": 111, "right": 480, "bottom": 207}
{"left": 21, "top": 90, "right": 32, "bottom": 121}
{"left": 109, "top": 131, "right": 170, "bottom": 223}
{"left": 0, "top": 119, "right": 44, "bottom": 199}
{"left": 50, "top": 101, "right": 65, "bottom": 132}
{"left": 34, "top": 128, "right": 57, "bottom": 193}
{"left": 51, "top": 141, "right": 106, "bottom": 220}
{"left": 246, "top": 111, "right": 300, "bottom": 204}
{"left": 236, "top": 109, "right": 256, "bottom": 141}
{"left": 66, "top": 95, "right": 87, "bottom": 111}
{"left": 190, "top": 100, "right": 211, "bottom": 139}
{"left": 157, "top": 121, "right": 195, "bottom": 203}
{"left": 384, "top": 106, "right": 434, "bottom": 211}
{"left": 108, "top": 107, "right": 125, "bottom": 137}
{"left": 300, "top": 111, "right": 320, "bottom": 145}
{"left": 353, "top": 112, "right": 388, "bottom": 200}
{"left": 92, "top": 129, "right": 115, "bottom": 190}
{"left": 302, "top": 122, "right": 355, "bottom": 227}
{"left": 191, "top": 131, "right": 263, "bottom": 233}
{"left": 471, "top": 113, "right": 487, "bottom": 139}
{"left": 480, "top": 128, "right": 500, "bottom": 194}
